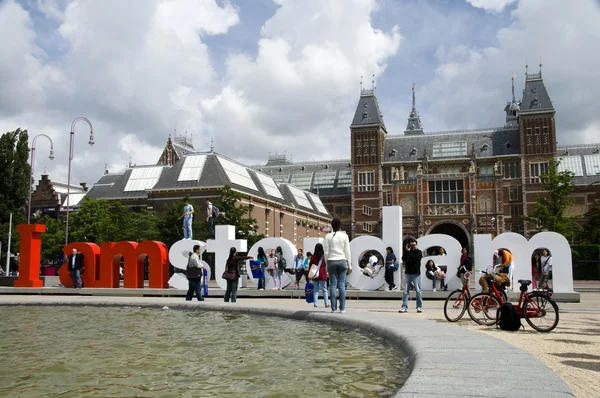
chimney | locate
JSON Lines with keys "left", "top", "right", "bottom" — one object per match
{"left": 42, "top": 174, "right": 49, "bottom": 181}
{"left": 80, "top": 182, "right": 88, "bottom": 192}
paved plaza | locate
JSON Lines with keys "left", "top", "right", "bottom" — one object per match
{"left": 2, "top": 292, "right": 600, "bottom": 396}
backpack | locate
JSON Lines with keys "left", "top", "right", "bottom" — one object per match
{"left": 497, "top": 303, "right": 522, "bottom": 331}
{"left": 278, "top": 256, "right": 287, "bottom": 270}
{"left": 393, "top": 259, "right": 399, "bottom": 271}
{"left": 211, "top": 205, "right": 220, "bottom": 218}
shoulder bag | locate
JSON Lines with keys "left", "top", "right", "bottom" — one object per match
{"left": 308, "top": 258, "right": 322, "bottom": 279}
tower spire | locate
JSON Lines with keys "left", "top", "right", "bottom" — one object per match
{"left": 539, "top": 58, "right": 542, "bottom": 78}
{"left": 511, "top": 74, "right": 516, "bottom": 102}
{"left": 360, "top": 75, "right": 363, "bottom": 93}
{"left": 404, "top": 82, "right": 424, "bottom": 135}
{"left": 504, "top": 74, "right": 520, "bottom": 128}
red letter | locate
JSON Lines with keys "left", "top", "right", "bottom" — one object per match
{"left": 98, "top": 241, "right": 169, "bottom": 289}
{"left": 14, "top": 224, "right": 45, "bottom": 288}
{"left": 58, "top": 243, "right": 101, "bottom": 288}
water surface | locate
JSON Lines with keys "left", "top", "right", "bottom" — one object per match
{"left": 0, "top": 306, "right": 406, "bottom": 397}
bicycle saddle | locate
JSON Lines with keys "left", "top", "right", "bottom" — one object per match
{"left": 517, "top": 279, "right": 532, "bottom": 286}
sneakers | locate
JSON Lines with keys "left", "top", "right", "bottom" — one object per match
{"left": 340, "top": 310, "right": 346, "bottom": 314}
{"left": 432, "top": 288, "right": 437, "bottom": 292}
{"left": 417, "top": 308, "right": 423, "bottom": 313}
{"left": 392, "top": 286, "right": 399, "bottom": 291}
{"left": 398, "top": 307, "right": 407, "bottom": 313}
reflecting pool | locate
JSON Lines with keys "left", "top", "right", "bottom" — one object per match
{"left": 0, "top": 306, "right": 406, "bottom": 397}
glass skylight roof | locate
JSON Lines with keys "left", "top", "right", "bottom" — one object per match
{"left": 178, "top": 155, "right": 207, "bottom": 182}
{"left": 272, "top": 174, "right": 289, "bottom": 183}
{"left": 584, "top": 154, "right": 600, "bottom": 177}
{"left": 337, "top": 170, "right": 352, "bottom": 188}
{"left": 290, "top": 172, "right": 313, "bottom": 190}
{"left": 557, "top": 155, "right": 584, "bottom": 177}
{"left": 124, "top": 167, "right": 164, "bottom": 192}
{"left": 307, "top": 192, "right": 328, "bottom": 214}
{"left": 313, "top": 171, "right": 337, "bottom": 189}
{"left": 218, "top": 157, "right": 258, "bottom": 191}
{"left": 255, "top": 172, "right": 284, "bottom": 199}
{"left": 287, "top": 185, "right": 313, "bottom": 209}
{"left": 432, "top": 142, "right": 468, "bottom": 158}
{"left": 62, "top": 193, "right": 87, "bottom": 207}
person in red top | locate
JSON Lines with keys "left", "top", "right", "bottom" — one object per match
{"left": 310, "top": 243, "right": 329, "bottom": 308}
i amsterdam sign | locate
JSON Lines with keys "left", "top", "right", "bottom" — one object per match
{"left": 14, "top": 207, "right": 574, "bottom": 293}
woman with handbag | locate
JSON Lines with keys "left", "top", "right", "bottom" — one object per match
{"left": 223, "top": 247, "right": 253, "bottom": 303}
{"left": 186, "top": 245, "right": 204, "bottom": 301}
{"left": 324, "top": 218, "right": 352, "bottom": 314}
{"left": 309, "top": 244, "right": 329, "bottom": 308}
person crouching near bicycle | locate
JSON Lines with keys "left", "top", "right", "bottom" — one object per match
{"left": 457, "top": 246, "right": 472, "bottom": 287}
{"left": 479, "top": 249, "right": 512, "bottom": 292}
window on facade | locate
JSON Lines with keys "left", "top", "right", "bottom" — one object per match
{"left": 407, "top": 170, "right": 417, "bottom": 182}
{"left": 362, "top": 205, "right": 372, "bottom": 216}
{"left": 386, "top": 191, "right": 393, "bottom": 206}
{"left": 363, "top": 222, "right": 372, "bottom": 233}
{"left": 535, "top": 127, "right": 541, "bottom": 145}
{"left": 510, "top": 206, "right": 520, "bottom": 219}
{"left": 479, "top": 165, "right": 494, "bottom": 176}
{"left": 356, "top": 140, "right": 362, "bottom": 157}
{"left": 358, "top": 171, "right": 375, "bottom": 192}
{"left": 383, "top": 168, "right": 392, "bottom": 184}
{"left": 530, "top": 162, "right": 549, "bottom": 184}
{"left": 371, "top": 139, "right": 375, "bottom": 155}
{"left": 527, "top": 128, "right": 532, "bottom": 146}
{"left": 509, "top": 187, "right": 518, "bottom": 201}
{"left": 432, "top": 142, "right": 468, "bottom": 158}
{"left": 428, "top": 180, "right": 464, "bottom": 204}
{"left": 543, "top": 127, "right": 550, "bottom": 145}
{"left": 440, "top": 166, "right": 461, "bottom": 174}
{"left": 503, "top": 161, "right": 521, "bottom": 179}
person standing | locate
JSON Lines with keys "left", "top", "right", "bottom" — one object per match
{"left": 324, "top": 218, "right": 352, "bottom": 314}
{"left": 293, "top": 248, "right": 305, "bottom": 290}
{"left": 457, "top": 246, "right": 472, "bottom": 287}
{"left": 224, "top": 247, "right": 253, "bottom": 303}
{"left": 178, "top": 199, "right": 194, "bottom": 240}
{"left": 539, "top": 249, "right": 553, "bottom": 290}
{"left": 256, "top": 247, "right": 267, "bottom": 290}
{"left": 531, "top": 252, "right": 542, "bottom": 289}
{"left": 67, "top": 248, "right": 84, "bottom": 289}
{"left": 399, "top": 239, "right": 423, "bottom": 313}
{"left": 186, "top": 245, "right": 205, "bottom": 301}
{"left": 205, "top": 198, "right": 214, "bottom": 239}
{"left": 274, "top": 246, "right": 284, "bottom": 290}
{"left": 385, "top": 247, "right": 398, "bottom": 291}
{"left": 310, "top": 244, "right": 329, "bottom": 308}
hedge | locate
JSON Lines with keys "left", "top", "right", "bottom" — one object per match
{"left": 571, "top": 244, "right": 600, "bottom": 280}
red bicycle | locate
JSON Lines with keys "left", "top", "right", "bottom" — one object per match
{"left": 444, "top": 272, "right": 507, "bottom": 323}
{"left": 467, "top": 269, "right": 559, "bottom": 332}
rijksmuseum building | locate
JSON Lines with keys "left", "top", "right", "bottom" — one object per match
{"left": 31, "top": 65, "right": 600, "bottom": 248}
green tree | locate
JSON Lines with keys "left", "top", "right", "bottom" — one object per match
{"left": 68, "top": 197, "right": 112, "bottom": 243}
{"left": 580, "top": 199, "right": 600, "bottom": 244}
{"left": 525, "top": 160, "right": 583, "bottom": 240}
{"left": 0, "top": 128, "right": 30, "bottom": 264}
{"left": 38, "top": 215, "right": 65, "bottom": 263}
{"left": 215, "top": 185, "right": 263, "bottom": 248}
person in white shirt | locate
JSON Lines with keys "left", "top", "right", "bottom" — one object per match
{"left": 324, "top": 218, "right": 352, "bottom": 313}
{"left": 179, "top": 199, "right": 194, "bottom": 240}
{"left": 539, "top": 249, "right": 553, "bottom": 290}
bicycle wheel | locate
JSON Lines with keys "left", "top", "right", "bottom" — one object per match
{"left": 467, "top": 292, "right": 501, "bottom": 326}
{"left": 444, "top": 290, "right": 468, "bottom": 322}
{"left": 524, "top": 292, "right": 559, "bottom": 332}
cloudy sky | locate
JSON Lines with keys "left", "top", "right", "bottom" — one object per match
{"left": 1, "top": 0, "right": 599, "bottom": 187}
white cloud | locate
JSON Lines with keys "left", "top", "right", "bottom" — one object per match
{"left": 420, "top": 0, "right": 600, "bottom": 145}
{"left": 465, "top": 0, "right": 517, "bottom": 13}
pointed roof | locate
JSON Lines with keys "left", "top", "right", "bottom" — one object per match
{"left": 520, "top": 63, "right": 554, "bottom": 114}
{"left": 350, "top": 88, "right": 386, "bottom": 129}
{"left": 404, "top": 83, "right": 424, "bottom": 135}
{"left": 504, "top": 74, "right": 520, "bottom": 128}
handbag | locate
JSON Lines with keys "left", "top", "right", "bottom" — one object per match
{"left": 308, "top": 258, "right": 322, "bottom": 279}
{"left": 222, "top": 271, "right": 237, "bottom": 281}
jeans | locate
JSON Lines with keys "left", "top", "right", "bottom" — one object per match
{"left": 208, "top": 216, "right": 214, "bottom": 240}
{"left": 274, "top": 268, "right": 283, "bottom": 289}
{"left": 186, "top": 278, "right": 203, "bottom": 301}
{"left": 183, "top": 217, "right": 193, "bottom": 239}
{"left": 225, "top": 278, "right": 239, "bottom": 302}
{"left": 384, "top": 266, "right": 395, "bottom": 289}
{"left": 70, "top": 269, "right": 82, "bottom": 288}
{"left": 313, "top": 280, "right": 329, "bottom": 307}
{"left": 327, "top": 260, "right": 348, "bottom": 312}
{"left": 402, "top": 274, "right": 422, "bottom": 309}
{"left": 257, "top": 275, "right": 265, "bottom": 290}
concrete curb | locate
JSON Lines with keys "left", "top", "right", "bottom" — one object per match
{"left": 0, "top": 296, "right": 573, "bottom": 397}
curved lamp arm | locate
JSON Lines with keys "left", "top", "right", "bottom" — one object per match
{"left": 28, "top": 134, "right": 55, "bottom": 223}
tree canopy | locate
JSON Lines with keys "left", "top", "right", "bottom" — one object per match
{"left": 525, "top": 160, "right": 583, "bottom": 240}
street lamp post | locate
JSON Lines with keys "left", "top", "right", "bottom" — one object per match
{"left": 65, "top": 117, "right": 94, "bottom": 245}
{"left": 28, "top": 134, "right": 55, "bottom": 224}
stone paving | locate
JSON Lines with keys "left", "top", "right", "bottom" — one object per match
{"left": 1, "top": 294, "right": 586, "bottom": 397}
